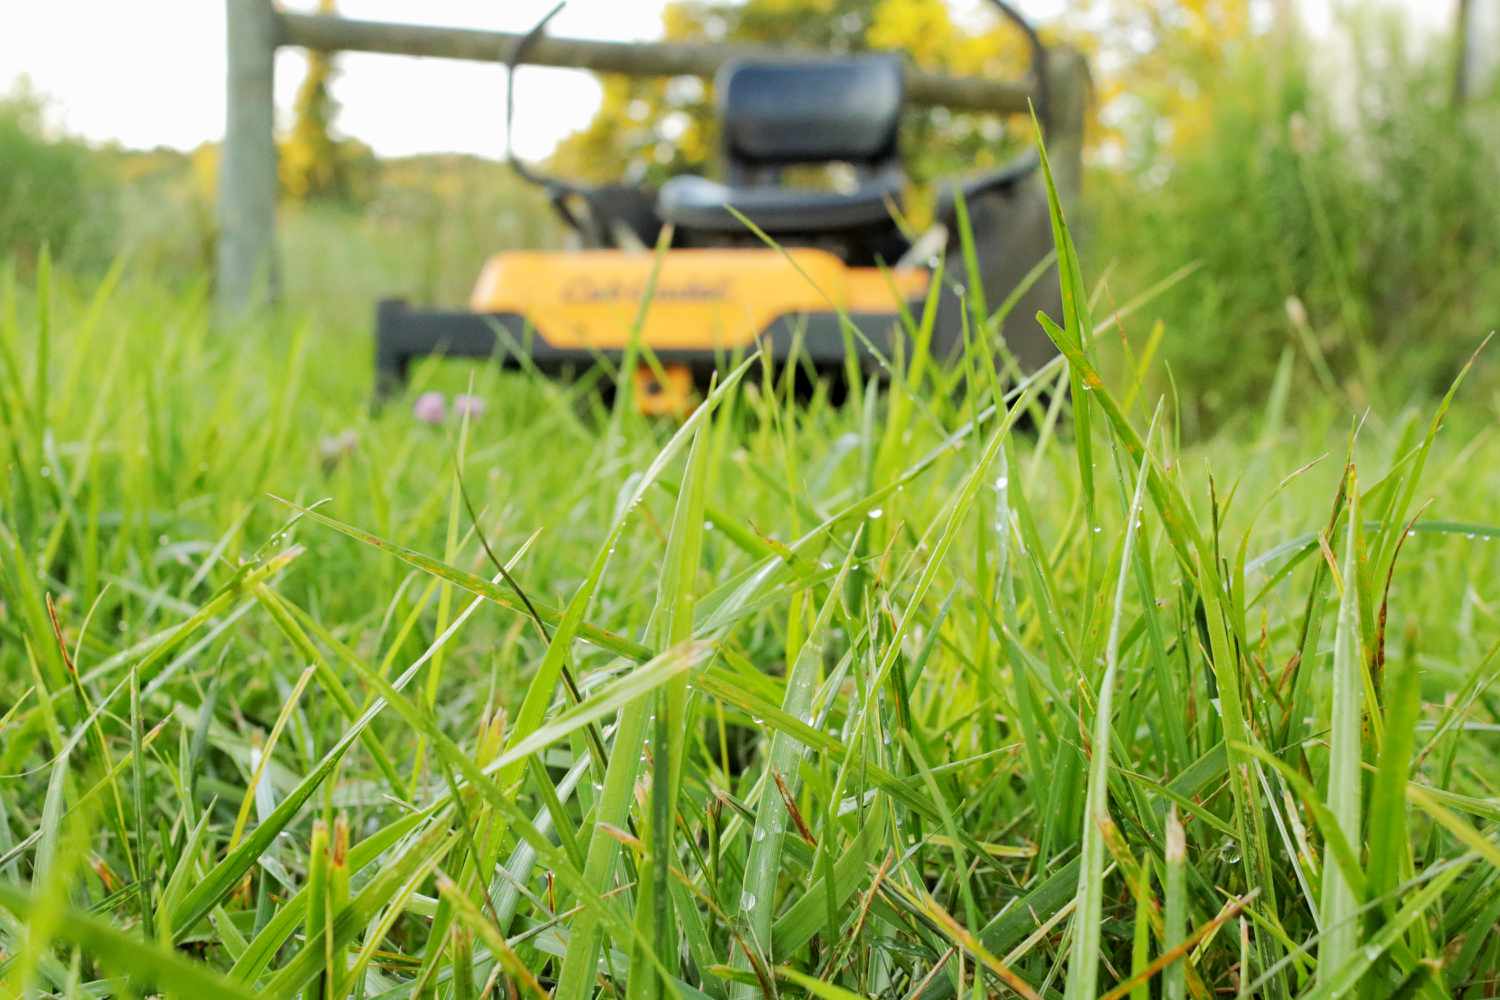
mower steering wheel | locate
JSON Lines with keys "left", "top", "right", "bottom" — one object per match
{"left": 986, "top": 0, "right": 1051, "bottom": 135}
{"left": 503, "top": 3, "right": 599, "bottom": 236}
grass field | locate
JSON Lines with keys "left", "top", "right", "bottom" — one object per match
{"left": 2, "top": 155, "right": 1500, "bottom": 1000}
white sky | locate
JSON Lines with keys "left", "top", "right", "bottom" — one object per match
{"left": 2, "top": 0, "right": 677, "bottom": 160}
{"left": 0, "top": 0, "right": 1455, "bottom": 160}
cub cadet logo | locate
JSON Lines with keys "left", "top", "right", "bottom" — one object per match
{"left": 560, "top": 276, "right": 732, "bottom": 304}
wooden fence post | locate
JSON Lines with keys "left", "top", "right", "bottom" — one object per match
{"left": 1460, "top": 0, "right": 1500, "bottom": 102}
{"left": 218, "top": 0, "right": 279, "bottom": 315}
{"left": 1044, "top": 46, "right": 1090, "bottom": 212}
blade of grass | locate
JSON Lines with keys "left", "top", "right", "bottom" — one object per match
{"left": 1317, "top": 468, "right": 1363, "bottom": 988}
{"left": 1064, "top": 421, "right": 1152, "bottom": 1000}
{"left": 0, "top": 884, "right": 258, "bottom": 1000}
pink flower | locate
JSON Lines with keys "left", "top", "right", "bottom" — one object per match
{"left": 454, "top": 393, "right": 487, "bottom": 420}
{"left": 413, "top": 391, "right": 446, "bottom": 425}
{"left": 319, "top": 430, "right": 359, "bottom": 470}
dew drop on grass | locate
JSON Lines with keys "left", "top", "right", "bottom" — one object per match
{"left": 754, "top": 827, "right": 766, "bottom": 842}
{"left": 868, "top": 508, "right": 884, "bottom": 520}
{"left": 740, "top": 891, "right": 756, "bottom": 910}
{"left": 1218, "top": 839, "right": 1241, "bottom": 864}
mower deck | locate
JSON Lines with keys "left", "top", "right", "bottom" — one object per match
{"left": 374, "top": 248, "right": 931, "bottom": 403}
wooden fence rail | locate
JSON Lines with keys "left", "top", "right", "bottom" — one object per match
{"left": 218, "top": 0, "right": 1087, "bottom": 314}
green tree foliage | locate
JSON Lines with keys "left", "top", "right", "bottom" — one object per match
{"left": 0, "top": 80, "right": 118, "bottom": 270}
{"left": 1094, "top": 8, "right": 1500, "bottom": 426}
{"left": 546, "top": 0, "right": 1041, "bottom": 192}
{"left": 1071, "top": 0, "right": 1258, "bottom": 165}
{"left": 546, "top": 0, "right": 1272, "bottom": 189}
{"left": 280, "top": 0, "right": 375, "bottom": 204}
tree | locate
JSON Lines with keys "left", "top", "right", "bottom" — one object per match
{"left": 280, "top": 0, "right": 374, "bottom": 203}
{"left": 546, "top": 0, "right": 1262, "bottom": 185}
{"left": 0, "top": 79, "right": 118, "bottom": 269}
{"left": 545, "top": 0, "right": 1042, "bottom": 193}
{"left": 1073, "top": 0, "right": 1253, "bottom": 165}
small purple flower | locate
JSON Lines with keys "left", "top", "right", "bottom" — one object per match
{"left": 454, "top": 393, "right": 487, "bottom": 421}
{"left": 319, "top": 429, "right": 359, "bottom": 469}
{"left": 413, "top": 391, "right": 446, "bottom": 425}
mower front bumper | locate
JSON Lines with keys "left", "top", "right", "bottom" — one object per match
{"left": 373, "top": 298, "right": 910, "bottom": 402}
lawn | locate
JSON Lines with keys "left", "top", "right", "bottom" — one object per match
{"left": 1, "top": 164, "right": 1498, "bottom": 1000}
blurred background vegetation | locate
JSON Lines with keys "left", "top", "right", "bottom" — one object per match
{"left": 2, "top": 0, "right": 1496, "bottom": 430}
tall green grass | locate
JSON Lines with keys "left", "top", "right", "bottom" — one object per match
{"left": 1, "top": 147, "right": 1499, "bottom": 1000}
{"left": 1093, "top": 12, "right": 1500, "bottom": 432}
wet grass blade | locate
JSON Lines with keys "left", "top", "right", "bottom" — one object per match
{"left": 1316, "top": 469, "right": 1363, "bottom": 987}
{"left": 0, "top": 884, "right": 259, "bottom": 1000}
{"left": 1299, "top": 859, "right": 1467, "bottom": 1000}
{"left": 732, "top": 541, "right": 859, "bottom": 996}
{"left": 1064, "top": 427, "right": 1151, "bottom": 1000}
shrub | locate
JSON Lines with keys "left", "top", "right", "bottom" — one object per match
{"left": 0, "top": 82, "right": 119, "bottom": 270}
{"left": 1091, "top": 15, "right": 1500, "bottom": 427}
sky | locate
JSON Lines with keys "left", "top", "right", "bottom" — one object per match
{"left": 0, "top": 0, "right": 1457, "bottom": 161}
{"left": 1, "top": 0, "right": 677, "bottom": 160}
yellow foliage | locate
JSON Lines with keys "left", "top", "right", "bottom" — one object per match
{"left": 191, "top": 143, "right": 219, "bottom": 205}
{"left": 279, "top": 0, "right": 374, "bottom": 203}
{"left": 550, "top": 0, "right": 1261, "bottom": 183}
{"left": 868, "top": 0, "right": 955, "bottom": 67}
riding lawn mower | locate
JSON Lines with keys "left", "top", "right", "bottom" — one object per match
{"left": 373, "top": 1, "right": 1081, "bottom": 414}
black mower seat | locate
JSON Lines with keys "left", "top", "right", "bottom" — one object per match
{"left": 658, "top": 54, "right": 907, "bottom": 236}
{"left": 657, "top": 170, "right": 904, "bottom": 234}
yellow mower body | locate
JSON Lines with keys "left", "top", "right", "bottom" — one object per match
{"left": 468, "top": 249, "right": 929, "bottom": 351}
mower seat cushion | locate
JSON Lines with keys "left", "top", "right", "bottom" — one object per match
{"left": 718, "top": 55, "right": 905, "bottom": 167}
{"left": 657, "top": 171, "right": 905, "bottom": 234}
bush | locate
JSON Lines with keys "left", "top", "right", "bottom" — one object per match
{"left": 1091, "top": 15, "right": 1500, "bottom": 427}
{"left": 0, "top": 83, "right": 119, "bottom": 270}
